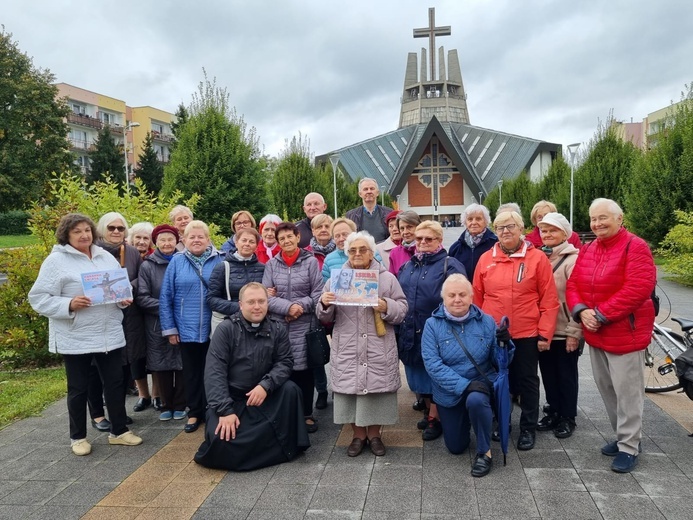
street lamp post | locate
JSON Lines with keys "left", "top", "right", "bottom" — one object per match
{"left": 497, "top": 179, "right": 503, "bottom": 206}
{"left": 567, "top": 142, "right": 581, "bottom": 226}
{"left": 478, "top": 191, "right": 483, "bottom": 204}
{"left": 329, "top": 154, "right": 340, "bottom": 219}
{"left": 380, "top": 186, "right": 386, "bottom": 207}
{"left": 123, "top": 121, "right": 140, "bottom": 194}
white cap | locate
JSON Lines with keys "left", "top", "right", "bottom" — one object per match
{"left": 538, "top": 212, "right": 572, "bottom": 237}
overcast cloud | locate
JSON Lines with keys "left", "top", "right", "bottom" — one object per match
{"left": 4, "top": 0, "right": 692, "bottom": 157}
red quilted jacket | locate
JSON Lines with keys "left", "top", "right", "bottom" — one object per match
{"left": 566, "top": 227, "right": 656, "bottom": 354}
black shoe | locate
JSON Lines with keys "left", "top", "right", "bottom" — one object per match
{"left": 152, "top": 397, "right": 163, "bottom": 411}
{"left": 91, "top": 418, "right": 111, "bottom": 432}
{"left": 537, "top": 413, "right": 559, "bottom": 432}
{"left": 471, "top": 453, "right": 493, "bottom": 477}
{"left": 184, "top": 419, "right": 201, "bottom": 433}
{"left": 133, "top": 397, "right": 152, "bottom": 412}
{"left": 412, "top": 398, "right": 427, "bottom": 412}
{"left": 305, "top": 416, "right": 318, "bottom": 433}
{"left": 417, "top": 413, "right": 429, "bottom": 430}
{"left": 517, "top": 429, "right": 536, "bottom": 451}
{"left": 422, "top": 417, "right": 443, "bottom": 441}
{"left": 542, "top": 403, "right": 552, "bottom": 415}
{"left": 491, "top": 424, "right": 511, "bottom": 442}
{"left": 553, "top": 418, "right": 576, "bottom": 439}
{"left": 315, "top": 392, "right": 328, "bottom": 410}
{"left": 125, "top": 416, "right": 133, "bottom": 425}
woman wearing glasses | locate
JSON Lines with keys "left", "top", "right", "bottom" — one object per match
{"left": 398, "top": 220, "right": 466, "bottom": 441}
{"left": 221, "top": 210, "right": 257, "bottom": 253}
{"left": 472, "top": 210, "right": 559, "bottom": 451}
{"left": 317, "top": 231, "right": 408, "bottom": 456}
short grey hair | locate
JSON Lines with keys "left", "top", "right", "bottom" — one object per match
{"left": 344, "top": 231, "right": 377, "bottom": 255}
{"left": 358, "top": 177, "right": 378, "bottom": 191}
{"left": 97, "top": 212, "right": 129, "bottom": 239}
{"left": 589, "top": 198, "right": 623, "bottom": 218}
{"left": 462, "top": 204, "right": 491, "bottom": 226}
{"left": 129, "top": 221, "right": 153, "bottom": 238}
{"left": 441, "top": 273, "right": 473, "bottom": 298}
{"left": 303, "top": 192, "right": 325, "bottom": 205}
{"left": 168, "top": 205, "right": 193, "bottom": 222}
{"left": 496, "top": 202, "right": 521, "bottom": 217}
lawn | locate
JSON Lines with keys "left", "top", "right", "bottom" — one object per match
{"left": 0, "top": 366, "right": 67, "bottom": 429}
{"left": 0, "top": 235, "right": 38, "bottom": 248}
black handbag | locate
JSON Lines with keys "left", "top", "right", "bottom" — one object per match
{"left": 306, "top": 318, "right": 330, "bottom": 368}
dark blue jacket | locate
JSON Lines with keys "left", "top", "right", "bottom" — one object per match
{"left": 397, "top": 249, "right": 466, "bottom": 367}
{"left": 448, "top": 228, "right": 497, "bottom": 280}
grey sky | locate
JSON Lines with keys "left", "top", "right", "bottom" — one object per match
{"left": 4, "top": 0, "right": 692, "bottom": 157}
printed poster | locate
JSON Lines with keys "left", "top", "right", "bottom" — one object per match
{"left": 330, "top": 269, "right": 379, "bottom": 306}
{"left": 81, "top": 268, "right": 132, "bottom": 305}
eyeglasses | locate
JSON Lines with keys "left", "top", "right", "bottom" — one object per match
{"left": 415, "top": 236, "right": 438, "bottom": 243}
{"left": 495, "top": 224, "right": 517, "bottom": 233}
{"left": 235, "top": 220, "right": 252, "bottom": 228}
{"left": 107, "top": 226, "right": 126, "bottom": 232}
{"left": 347, "top": 247, "right": 370, "bottom": 255}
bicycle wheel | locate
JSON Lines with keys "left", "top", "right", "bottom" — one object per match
{"left": 644, "top": 329, "right": 686, "bottom": 393}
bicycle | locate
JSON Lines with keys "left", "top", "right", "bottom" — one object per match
{"left": 644, "top": 318, "right": 693, "bottom": 393}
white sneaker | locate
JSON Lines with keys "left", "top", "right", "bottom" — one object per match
{"left": 71, "top": 438, "right": 92, "bottom": 456}
{"left": 108, "top": 431, "right": 143, "bottom": 446}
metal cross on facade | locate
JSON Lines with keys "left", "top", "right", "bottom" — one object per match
{"left": 413, "top": 7, "right": 451, "bottom": 81}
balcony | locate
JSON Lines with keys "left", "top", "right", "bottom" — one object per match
{"left": 67, "top": 112, "right": 102, "bottom": 130}
{"left": 152, "top": 130, "right": 175, "bottom": 143}
{"left": 69, "top": 138, "right": 93, "bottom": 151}
{"left": 107, "top": 124, "right": 124, "bottom": 135}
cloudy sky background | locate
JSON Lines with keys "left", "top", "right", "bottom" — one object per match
{"left": 4, "top": 0, "right": 692, "bottom": 157}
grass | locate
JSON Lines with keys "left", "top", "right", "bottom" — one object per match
{"left": 0, "top": 366, "right": 67, "bottom": 430}
{"left": 0, "top": 235, "right": 38, "bottom": 248}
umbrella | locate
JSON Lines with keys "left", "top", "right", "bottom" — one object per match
{"left": 494, "top": 316, "right": 514, "bottom": 465}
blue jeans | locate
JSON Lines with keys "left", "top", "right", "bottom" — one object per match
{"left": 437, "top": 391, "right": 493, "bottom": 455}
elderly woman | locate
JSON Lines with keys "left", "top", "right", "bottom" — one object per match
{"left": 95, "top": 213, "right": 149, "bottom": 413}
{"left": 375, "top": 210, "right": 402, "bottom": 270}
{"left": 322, "top": 218, "right": 357, "bottom": 282}
{"left": 525, "top": 200, "right": 582, "bottom": 250}
{"left": 160, "top": 220, "right": 223, "bottom": 432}
{"left": 449, "top": 204, "right": 498, "bottom": 279}
{"left": 263, "top": 222, "right": 324, "bottom": 432}
{"left": 317, "top": 231, "right": 408, "bottom": 456}
{"left": 472, "top": 210, "right": 559, "bottom": 451}
{"left": 308, "top": 214, "right": 336, "bottom": 270}
{"left": 169, "top": 205, "right": 193, "bottom": 251}
{"left": 128, "top": 222, "right": 154, "bottom": 259}
{"left": 256, "top": 214, "right": 282, "bottom": 264}
{"left": 208, "top": 227, "right": 265, "bottom": 326}
{"left": 566, "top": 199, "right": 656, "bottom": 473}
{"left": 28, "top": 213, "right": 142, "bottom": 455}
{"left": 221, "top": 210, "right": 257, "bottom": 253}
{"left": 388, "top": 210, "right": 421, "bottom": 277}
{"left": 535, "top": 212, "right": 582, "bottom": 438}
{"left": 136, "top": 225, "right": 186, "bottom": 421}
{"left": 422, "top": 274, "right": 501, "bottom": 477}
{"left": 398, "top": 220, "right": 466, "bottom": 441}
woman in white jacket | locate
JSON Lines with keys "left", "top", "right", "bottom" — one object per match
{"left": 29, "top": 213, "right": 143, "bottom": 456}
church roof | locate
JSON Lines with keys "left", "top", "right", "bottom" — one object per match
{"left": 317, "top": 116, "right": 560, "bottom": 196}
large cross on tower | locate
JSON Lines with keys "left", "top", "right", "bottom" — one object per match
{"left": 413, "top": 7, "right": 451, "bottom": 81}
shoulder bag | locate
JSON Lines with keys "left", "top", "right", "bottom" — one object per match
{"left": 306, "top": 315, "right": 330, "bottom": 369}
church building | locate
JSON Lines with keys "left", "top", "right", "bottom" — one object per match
{"left": 317, "top": 8, "right": 560, "bottom": 220}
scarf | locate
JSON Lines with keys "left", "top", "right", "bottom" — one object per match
{"left": 464, "top": 230, "right": 484, "bottom": 249}
{"left": 185, "top": 245, "right": 212, "bottom": 267}
{"left": 499, "top": 241, "right": 523, "bottom": 256}
{"left": 401, "top": 240, "right": 417, "bottom": 251}
{"left": 309, "top": 237, "right": 336, "bottom": 257}
{"left": 443, "top": 305, "right": 470, "bottom": 322}
{"left": 263, "top": 241, "right": 279, "bottom": 260}
{"left": 282, "top": 248, "right": 300, "bottom": 266}
{"left": 158, "top": 251, "right": 175, "bottom": 261}
{"left": 414, "top": 243, "right": 443, "bottom": 261}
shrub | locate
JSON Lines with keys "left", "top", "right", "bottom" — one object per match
{"left": 658, "top": 210, "right": 693, "bottom": 286}
{"left": 0, "top": 211, "right": 30, "bottom": 235}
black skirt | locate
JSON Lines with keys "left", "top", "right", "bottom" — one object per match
{"left": 194, "top": 380, "right": 310, "bottom": 471}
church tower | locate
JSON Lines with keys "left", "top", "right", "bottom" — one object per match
{"left": 398, "top": 7, "right": 470, "bottom": 128}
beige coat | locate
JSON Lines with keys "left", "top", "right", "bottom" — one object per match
{"left": 549, "top": 241, "right": 582, "bottom": 340}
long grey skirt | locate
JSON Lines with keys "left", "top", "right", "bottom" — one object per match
{"left": 333, "top": 392, "right": 398, "bottom": 427}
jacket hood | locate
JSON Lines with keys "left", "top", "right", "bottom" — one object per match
{"left": 223, "top": 251, "right": 259, "bottom": 264}
{"left": 431, "top": 302, "right": 484, "bottom": 322}
{"left": 551, "top": 241, "right": 579, "bottom": 258}
{"left": 275, "top": 248, "right": 314, "bottom": 266}
{"left": 412, "top": 248, "right": 449, "bottom": 265}
{"left": 144, "top": 249, "right": 172, "bottom": 265}
{"left": 455, "top": 227, "right": 497, "bottom": 246}
{"left": 343, "top": 258, "right": 388, "bottom": 274}
{"left": 51, "top": 243, "right": 109, "bottom": 259}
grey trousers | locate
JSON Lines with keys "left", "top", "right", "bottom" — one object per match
{"left": 590, "top": 347, "right": 644, "bottom": 456}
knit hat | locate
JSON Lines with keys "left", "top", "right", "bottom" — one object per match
{"left": 385, "top": 209, "right": 402, "bottom": 224}
{"left": 538, "top": 212, "right": 572, "bottom": 237}
{"left": 151, "top": 224, "right": 180, "bottom": 244}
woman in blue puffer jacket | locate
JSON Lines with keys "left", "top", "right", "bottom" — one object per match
{"left": 160, "top": 220, "right": 222, "bottom": 433}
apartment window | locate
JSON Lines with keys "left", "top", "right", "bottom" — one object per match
{"left": 72, "top": 104, "right": 85, "bottom": 115}
{"left": 153, "top": 123, "right": 164, "bottom": 133}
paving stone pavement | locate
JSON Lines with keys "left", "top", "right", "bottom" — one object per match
{"left": 0, "top": 229, "right": 691, "bottom": 519}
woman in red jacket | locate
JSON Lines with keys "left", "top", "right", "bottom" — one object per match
{"left": 473, "top": 210, "right": 559, "bottom": 452}
{"left": 566, "top": 198, "right": 656, "bottom": 474}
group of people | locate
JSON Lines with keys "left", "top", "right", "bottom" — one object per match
{"left": 29, "top": 179, "right": 656, "bottom": 477}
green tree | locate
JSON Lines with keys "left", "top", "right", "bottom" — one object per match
{"left": 0, "top": 29, "right": 75, "bottom": 212}
{"left": 626, "top": 87, "right": 693, "bottom": 245}
{"left": 87, "top": 126, "right": 123, "bottom": 186}
{"left": 535, "top": 154, "right": 571, "bottom": 218}
{"left": 161, "top": 73, "right": 269, "bottom": 228}
{"left": 134, "top": 132, "right": 164, "bottom": 194}
{"left": 171, "top": 103, "right": 189, "bottom": 140}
